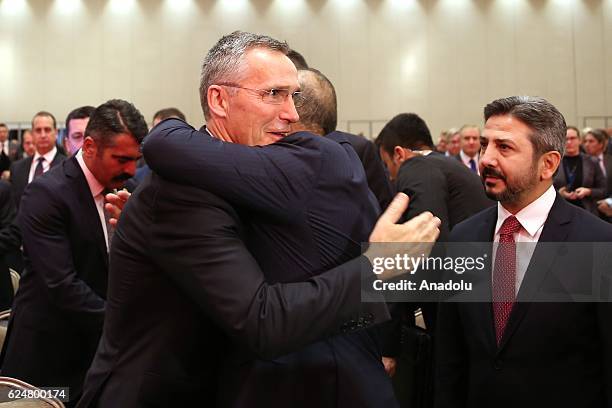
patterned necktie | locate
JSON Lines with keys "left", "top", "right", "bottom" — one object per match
{"left": 34, "top": 157, "right": 45, "bottom": 178}
{"left": 599, "top": 157, "right": 606, "bottom": 178}
{"left": 492, "top": 215, "right": 522, "bottom": 345}
{"left": 469, "top": 158, "right": 477, "bottom": 173}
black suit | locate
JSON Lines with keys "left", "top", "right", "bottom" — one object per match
{"left": 0, "top": 180, "right": 16, "bottom": 310}
{"left": 142, "top": 119, "right": 397, "bottom": 407}
{"left": 9, "top": 150, "right": 66, "bottom": 209}
{"left": 396, "top": 153, "right": 493, "bottom": 242}
{"left": 435, "top": 194, "right": 612, "bottom": 408}
{"left": 553, "top": 153, "right": 607, "bottom": 215}
{"left": 78, "top": 173, "right": 388, "bottom": 407}
{"left": 603, "top": 153, "right": 612, "bottom": 196}
{"left": 0, "top": 157, "right": 108, "bottom": 406}
{"left": 327, "top": 131, "right": 395, "bottom": 210}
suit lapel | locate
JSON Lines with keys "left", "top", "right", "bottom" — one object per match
{"left": 496, "top": 194, "right": 572, "bottom": 352}
{"left": 64, "top": 157, "right": 109, "bottom": 269}
{"left": 469, "top": 208, "right": 498, "bottom": 352}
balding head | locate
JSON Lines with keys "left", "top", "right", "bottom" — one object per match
{"left": 292, "top": 68, "right": 337, "bottom": 136}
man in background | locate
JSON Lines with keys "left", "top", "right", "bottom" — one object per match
{"left": 455, "top": 124, "right": 481, "bottom": 174}
{"left": 152, "top": 107, "right": 185, "bottom": 127}
{"left": 0, "top": 124, "right": 11, "bottom": 175}
{"left": 9, "top": 111, "right": 65, "bottom": 208}
{"left": 63, "top": 106, "right": 96, "bottom": 156}
{"left": 0, "top": 100, "right": 147, "bottom": 407}
{"left": 436, "top": 96, "right": 612, "bottom": 408}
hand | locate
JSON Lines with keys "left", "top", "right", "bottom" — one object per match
{"left": 104, "top": 190, "right": 131, "bottom": 226}
{"left": 558, "top": 187, "right": 576, "bottom": 200}
{"left": 364, "top": 193, "right": 441, "bottom": 280}
{"left": 574, "top": 187, "right": 591, "bottom": 199}
{"left": 368, "top": 193, "right": 440, "bottom": 243}
{"left": 382, "top": 356, "right": 397, "bottom": 378}
{"left": 597, "top": 199, "right": 612, "bottom": 217}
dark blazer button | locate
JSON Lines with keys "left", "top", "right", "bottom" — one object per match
{"left": 493, "top": 359, "right": 503, "bottom": 370}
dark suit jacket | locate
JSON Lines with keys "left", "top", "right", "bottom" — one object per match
{"left": 9, "top": 150, "right": 66, "bottom": 209}
{"left": 553, "top": 153, "right": 607, "bottom": 215}
{"left": 0, "top": 157, "right": 108, "bottom": 406}
{"left": 0, "top": 180, "right": 16, "bottom": 310}
{"left": 143, "top": 119, "right": 397, "bottom": 408}
{"left": 328, "top": 131, "right": 395, "bottom": 210}
{"left": 381, "top": 153, "right": 494, "bottom": 353}
{"left": 77, "top": 173, "right": 389, "bottom": 408}
{"left": 396, "top": 153, "right": 493, "bottom": 242}
{"left": 435, "top": 194, "right": 612, "bottom": 408}
{"left": 603, "top": 153, "right": 612, "bottom": 196}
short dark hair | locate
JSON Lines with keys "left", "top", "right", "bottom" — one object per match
{"left": 153, "top": 107, "right": 186, "bottom": 122}
{"left": 65, "top": 106, "right": 95, "bottom": 135}
{"left": 376, "top": 113, "right": 434, "bottom": 155}
{"left": 566, "top": 125, "right": 580, "bottom": 138}
{"left": 584, "top": 128, "right": 608, "bottom": 145}
{"left": 296, "top": 68, "right": 337, "bottom": 135}
{"left": 32, "top": 111, "right": 57, "bottom": 129}
{"left": 484, "top": 96, "right": 566, "bottom": 156}
{"left": 0, "top": 123, "right": 7, "bottom": 129}
{"left": 85, "top": 99, "right": 148, "bottom": 147}
{"left": 287, "top": 49, "right": 309, "bottom": 70}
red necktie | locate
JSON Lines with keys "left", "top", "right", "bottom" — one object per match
{"left": 492, "top": 215, "right": 522, "bottom": 345}
{"left": 34, "top": 157, "right": 45, "bottom": 179}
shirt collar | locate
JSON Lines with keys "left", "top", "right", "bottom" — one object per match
{"left": 459, "top": 149, "right": 478, "bottom": 163}
{"left": 495, "top": 184, "right": 556, "bottom": 238}
{"left": 75, "top": 149, "right": 105, "bottom": 198}
{"left": 33, "top": 146, "right": 57, "bottom": 164}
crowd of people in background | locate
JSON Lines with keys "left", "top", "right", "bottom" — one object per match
{"left": 0, "top": 30, "right": 610, "bottom": 408}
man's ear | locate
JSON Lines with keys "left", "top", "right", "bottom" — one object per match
{"left": 82, "top": 136, "right": 97, "bottom": 158}
{"left": 393, "top": 146, "right": 411, "bottom": 164}
{"left": 540, "top": 150, "right": 561, "bottom": 181}
{"left": 207, "top": 85, "right": 230, "bottom": 119}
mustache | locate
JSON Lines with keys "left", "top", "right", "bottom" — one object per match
{"left": 112, "top": 173, "right": 133, "bottom": 182}
{"left": 481, "top": 167, "right": 505, "bottom": 180}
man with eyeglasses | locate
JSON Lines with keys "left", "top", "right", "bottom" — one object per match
{"left": 78, "top": 31, "right": 440, "bottom": 407}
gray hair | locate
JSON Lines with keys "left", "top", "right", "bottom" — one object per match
{"left": 484, "top": 96, "right": 566, "bottom": 157}
{"left": 199, "top": 31, "right": 290, "bottom": 120}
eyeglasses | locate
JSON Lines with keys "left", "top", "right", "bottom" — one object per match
{"left": 218, "top": 83, "right": 306, "bottom": 108}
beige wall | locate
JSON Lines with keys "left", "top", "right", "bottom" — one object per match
{"left": 1, "top": 0, "right": 611, "bottom": 138}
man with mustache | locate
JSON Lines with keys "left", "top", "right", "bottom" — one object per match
{"left": 435, "top": 96, "right": 612, "bottom": 408}
{"left": 0, "top": 99, "right": 146, "bottom": 407}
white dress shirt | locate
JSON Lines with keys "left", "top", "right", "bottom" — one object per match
{"left": 597, "top": 153, "right": 606, "bottom": 177}
{"left": 27, "top": 146, "right": 58, "bottom": 183}
{"left": 0, "top": 141, "right": 8, "bottom": 156}
{"left": 459, "top": 149, "right": 480, "bottom": 175}
{"left": 76, "top": 150, "right": 110, "bottom": 252}
{"left": 492, "top": 184, "right": 556, "bottom": 295}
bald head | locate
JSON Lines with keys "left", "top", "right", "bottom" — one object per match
{"left": 292, "top": 68, "right": 337, "bottom": 136}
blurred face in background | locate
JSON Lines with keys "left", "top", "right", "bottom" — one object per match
{"left": 0, "top": 125, "right": 8, "bottom": 143}
{"left": 64, "top": 117, "right": 90, "bottom": 155}
{"left": 22, "top": 131, "right": 35, "bottom": 157}
{"left": 448, "top": 133, "right": 461, "bottom": 156}
{"left": 583, "top": 133, "right": 605, "bottom": 157}
{"left": 461, "top": 127, "right": 481, "bottom": 157}
{"left": 32, "top": 115, "right": 57, "bottom": 155}
{"left": 565, "top": 128, "right": 581, "bottom": 157}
